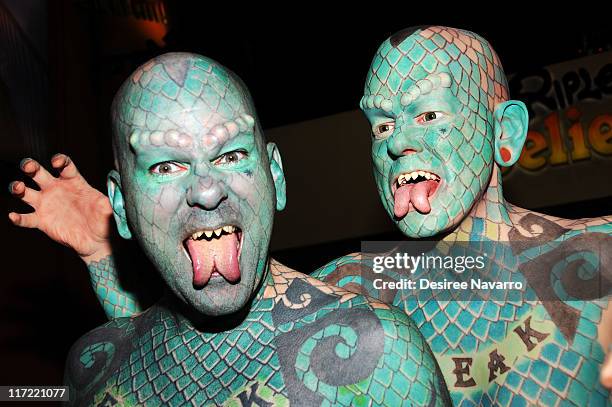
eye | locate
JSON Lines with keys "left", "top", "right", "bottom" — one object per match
{"left": 214, "top": 150, "right": 248, "bottom": 166}
{"left": 149, "top": 161, "right": 188, "bottom": 175}
{"left": 372, "top": 122, "right": 395, "bottom": 139}
{"left": 415, "top": 111, "right": 445, "bottom": 124}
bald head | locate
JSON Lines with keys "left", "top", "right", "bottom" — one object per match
{"left": 111, "top": 52, "right": 259, "bottom": 170}
{"left": 105, "top": 52, "right": 287, "bottom": 316}
{"left": 361, "top": 26, "right": 528, "bottom": 238}
{"left": 363, "top": 26, "right": 508, "bottom": 112}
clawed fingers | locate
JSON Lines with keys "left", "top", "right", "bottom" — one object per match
{"left": 51, "top": 153, "right": 81, "bottom": 179}
{"left": 20, "top": 158, "right": 54, "bottom": 189}
{"left": 8, "top": 212, "right": 38, "bottom": 229}
{"left": 8, "top": 181, "right": 41, "bottom": 208}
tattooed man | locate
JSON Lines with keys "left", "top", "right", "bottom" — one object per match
{"left": 311, "top": 26, "right": 612, "bottom": 406}
{"left": 9, "top": 53, "right": 449, "bottom": 406}
{"left": 10, "top": 27, "right": 612, "bottom": 406}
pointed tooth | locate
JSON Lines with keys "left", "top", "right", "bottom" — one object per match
{"left": 408, "top": 172, "right": 416, "bottom": 180}
{"left": 229, "top": 225, "right": 236, "bottom": 233}
{"left": 213, "top": 228, "right": 220, "bottom": 237}
{"left": 223, "top": 226, "right": 232, "bottom": 233}
{"left": 192, "top": 232, "right": 199, "bottom": 240}
{"left": 205, "top": 230, "right": 213, "bottom": 238}
{"left": 418, "top": 171, "right": 425, "bottom": 177}
{"left": 424, "top": 173, "right": 431, "bottom": 179}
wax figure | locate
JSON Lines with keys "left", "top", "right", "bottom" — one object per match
{"left": 9, "top": 53, "right": 450, "bottom": 406}
{"left": 10, "top": 27, "right": 612, "bottom": 405}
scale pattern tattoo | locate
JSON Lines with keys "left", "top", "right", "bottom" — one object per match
{"left": 17, "top": 28, "right": 610, "bottom": 406}
{"left": 312, "top": 26, "right": 612, "bottom": 407}
{"left": 66, "top": 261, "right": 450, "bottom": 406}
{"left": 314, "top": 214, "right": 612, "bottom": 406}
{"left": 59, "top": 53, "right": 450, "bottom": 406}
{"left": 363, "top": 26, "right": 509, "bottom": 238}
{"left": 88, "top": 256, "right": 142, "bottom": 318}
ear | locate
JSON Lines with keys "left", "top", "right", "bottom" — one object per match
{"left": 107, "top": 170, "right": 132, "bottom": 240}
{"left": 492, "top": 100, "right": 529, "bottom": 167}
{"left": 266, "top": 142, "right": 286, "bottom": 211}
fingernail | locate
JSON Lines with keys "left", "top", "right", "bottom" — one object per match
{"left": 8, "top": 181, "right": 16, "bottom": 193}
{"left": 19, "top": 158, "right": 32, "bottom": 170}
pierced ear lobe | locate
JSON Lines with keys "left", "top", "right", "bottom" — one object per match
{"left": 493, "top": 100, "right": 529, "bottom": 167}
{"left": 107, "top": 170, "right": 132, "bottom": 240}
{"left": 266, "top": 142, "right": 287, "bottom": 211}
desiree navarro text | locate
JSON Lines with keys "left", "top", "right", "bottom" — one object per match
{"left": 372, "top": 278, "right": 524, "bottom": 291}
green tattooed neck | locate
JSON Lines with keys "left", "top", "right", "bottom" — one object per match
{"left": 443, "top": 167, "right": 514, "bottom": 242}
{"left": 166, "top": 259, "right": 273, "bottom": 332}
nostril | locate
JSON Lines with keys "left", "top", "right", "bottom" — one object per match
{"left": 401, "top": 149, "right": 418, "bottom": 156}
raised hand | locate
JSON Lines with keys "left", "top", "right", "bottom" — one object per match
{"left": 8, "top": 154, "right": 113, "bottom": 261}
{"left": 8, "top": 154, "right": 148, "bottom": 318}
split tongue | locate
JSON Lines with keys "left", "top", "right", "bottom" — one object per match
{"left": 186, "top": 233, "right": 240, "bottom": 286}
{"left": 394, "top": 184, "right": 413, "bottom": 218}
{"left": 393, "top": 180, "right": 438, "bottom": 218}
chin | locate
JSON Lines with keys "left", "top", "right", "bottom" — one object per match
{"left": 166, "top": 273, "right": 253, "bottom": 317}
{"left": 398, "top": 222, "right": 441, "bottom": 238}
{"left": 395, "top": 211, "right": 457, "bottom": 239}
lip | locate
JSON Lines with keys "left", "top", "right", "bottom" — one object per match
{"left": 181, "top": 224, "right": 245, "bottom": 270}
{"left": 390, "top": 169, "right": 443, "bottom": 195}
{"left": 181, "top": 221, "right": 244, "bottom": 242}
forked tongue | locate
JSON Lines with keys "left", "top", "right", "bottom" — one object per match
{"left": 394, "top": 180, "right": 437, "bottom": 218}
{"left": 186, "top": 233, "right": 240, "bottom": 286}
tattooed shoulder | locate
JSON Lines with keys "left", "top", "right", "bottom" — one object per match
{"left": 64, "top": 317, "right": 137, "bottom": 405}
{"left": 508, "top": 204, "right": 612, "bottom": 232}
{"left": 269, "top": 260, "right": 451, "bottom": 405}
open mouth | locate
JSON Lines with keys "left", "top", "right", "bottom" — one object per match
{"left": 391, "top": 170, "right": 441, "bottom": 217}
{"left": 183, "top": 225, "right": 243, "bottom": 287}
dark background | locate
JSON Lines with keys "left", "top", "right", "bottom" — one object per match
{"left": 0, "top": 0, "right": 610, "bottom": 391}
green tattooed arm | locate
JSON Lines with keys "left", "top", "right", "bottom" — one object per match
{"left": 8, "top": 154, "right": 145, "bottom": 318}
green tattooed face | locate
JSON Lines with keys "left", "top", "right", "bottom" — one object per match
{"left": 362, "top": 26, "right": 510, "bottom": 237}
{"left": 110, "top": 53, "right": 283, "bottom": 316}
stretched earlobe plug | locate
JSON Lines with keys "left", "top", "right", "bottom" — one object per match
{"left": 500, "top": 147, "right": 511, "bottom": 163}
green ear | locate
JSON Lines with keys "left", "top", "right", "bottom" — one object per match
{"left": 492, "top": 100, "right": 529, "bottom": 167}
{"left": 107, "top": 170, "right": 132, "bottom": 240}
{"left": 267, "top": 142, "right": 287, "bottom": 211}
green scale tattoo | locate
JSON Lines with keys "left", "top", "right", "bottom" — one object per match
{"left": 311, "top": 27, "right": 612, "bottom": 406}
{"left": 10, "top": 28, "right": 612, "bottom": 406}
{"left": 67, "top": 262, "right": 448, "bottom": 406}
{"left": 25, "top": 53, "right": 449, "bottom": 406}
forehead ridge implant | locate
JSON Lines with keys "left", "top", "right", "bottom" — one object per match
{"left": 202, "top": 113, "right": 256, "bottom": 146}
{"left": 128, "top": 129, "right": 194, "bottom": 149}
{"left": 400, "top": 72, "right": 452, "bottom": 106}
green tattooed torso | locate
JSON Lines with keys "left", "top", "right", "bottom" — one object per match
{"left": 313, "top": 212, "right": 612, "bottom": 406}
{"left": 66, "top": 262, "right": 450, "bottom": 406}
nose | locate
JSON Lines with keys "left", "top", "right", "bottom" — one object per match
{"left": 186, "top": 174, "right": 227, "bottom": 210}
{"left": 387, "top": 123, "right": 424, "bottom": 159}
